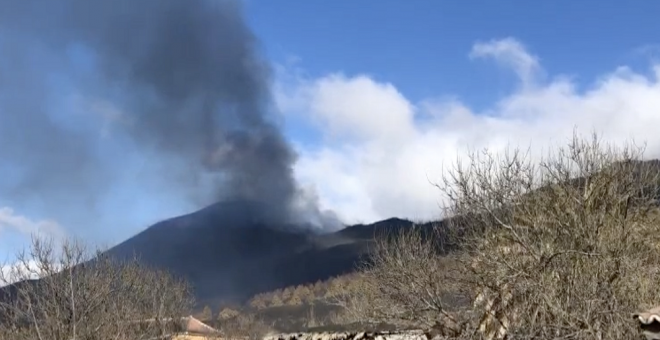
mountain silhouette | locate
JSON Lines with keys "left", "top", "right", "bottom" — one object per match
{"left": 102, "top": 200, "right": 423, "bottom": 307}
{"left": 11, "top": 159, "right": 657, "bottom": 310}
{"left": 4, "top": 160, "right": 659, "bottom": 309}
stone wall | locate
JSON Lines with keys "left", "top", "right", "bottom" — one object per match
{"left": 264, "top": 330, "right": 430, "bottom": 340}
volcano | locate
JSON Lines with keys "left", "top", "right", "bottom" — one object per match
{"left": 6, "top": 160, "right": 659, "bottom": 308}
{"left": 103, "top": 200, "right": 422, "bottom": 307}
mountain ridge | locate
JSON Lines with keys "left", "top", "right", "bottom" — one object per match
{"left": 96, "top": 200, "right": 425, "bottom": 307}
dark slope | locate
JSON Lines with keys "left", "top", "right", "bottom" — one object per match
{"left": 102, "top": 200, "right": 424, "bottom": 307}
{"left": 3, "top": 160, "right": 659, "bottom": 311}
{"left": 0, "top": 202, "right": 443, "bottom": 309}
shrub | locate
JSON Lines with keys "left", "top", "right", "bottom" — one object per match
{"left": 0, "top": 237, "right": 193, "bottom": 340}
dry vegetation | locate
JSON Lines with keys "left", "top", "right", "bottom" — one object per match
{"left": 217, "top": 312, "right": 273, "bottom": 340}
{"left": 446, "top": 134, "right": 660, "bottom": 340}
{"left": 246, "top": 274, "right": 362, "bottom": 310}
{"left": 245, "top": 132, "right": 660, "bottom": 340}
{"left": 200, "top": 277, "right": 354, "bottom": 333}
{"left": 2, "top": 132, "right": 657, "bottom": 340}
{"left": 0, "top": 237, "right": 194, "bottom": 340}
{"left": 327, "top": 132, "right": 660, "bottom": 339}
{"left": 323, "top": 227, "right": 468, "bottom": 332}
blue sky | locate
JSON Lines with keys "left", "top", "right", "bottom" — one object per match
{"left": 246, "top": 1, "right": 660, "bottom": 105}
{"left": 2, "top": 0, "right": 660, "bottom": 266}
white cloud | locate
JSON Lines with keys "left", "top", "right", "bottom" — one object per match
{"left": 277, "top": 37, "right": 660, "bottom": 224}
{"left": 306, "top": 75, "right": 417, "bottom": 144}
{"left": 0, "top": 207, "right": 66, "bottom": 239}
{"left": 0, "top": 209, "right": 66, "bottom": 286}
{"left": 0, "top": 259, "right": 43, "bottom": 286}
{"left": 0, "top": 258, "right": 66, "bottom": 287}
{"left": 470, "top": 37, "right": 543, "bottom": 88}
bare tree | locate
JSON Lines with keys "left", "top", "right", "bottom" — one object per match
{"left": 332, "top": 132, "right": 660, "bottom": 340}
{"left": 218, "top": 312, "right": 273, "bottom": 340}
{"left": 439, "top": 132, "right": 660, "bottom": 339}
{"left": 328, "top": 226, "right": 470, "bottom": 334}
{"left": 0, "top": 236, "right": 194, "bottom": 340}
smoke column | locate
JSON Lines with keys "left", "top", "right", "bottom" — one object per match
{"left": 0, "top": 0, "right": 338, "bottom": 237}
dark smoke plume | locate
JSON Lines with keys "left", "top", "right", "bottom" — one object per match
{"left": 0, "top": 0, "right": 339, "bottom": 235}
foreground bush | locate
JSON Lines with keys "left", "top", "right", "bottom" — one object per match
{"left": 0, "top": 237, "right": 193, "bottom": 340}
{"left": 328, "top": 226, "right": 468, "bottom": 333}
{"left": 341, "top": 132, "right": 660, "bottom": 340}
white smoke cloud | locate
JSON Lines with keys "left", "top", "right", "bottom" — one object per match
{"left": 276, "top": 37, "right": 660, "bottom": 224}
{"left": 0, "top": 208, "right": 66, "bottom": 286}
{"left": 0, "top": 259, "right": 45, "bottom": 286}
{"left": 469, "top": 37, "right": 543, "bottom": 88}
{"left": 0, "top": 207, "right": 65, "bottom": 239}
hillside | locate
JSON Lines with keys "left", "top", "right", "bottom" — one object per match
{"left": 102, "top": 200, "right": 435, "bottom": 308}
{"left": 4, "top": 160, "right": 657, "bottom": 314}
{"left": 0, "top": 200, "right": 441, "bottom": 318}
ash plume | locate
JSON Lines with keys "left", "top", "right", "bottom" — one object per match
{"left": 0, "top": 0, "right": 339, "bottom": 235}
